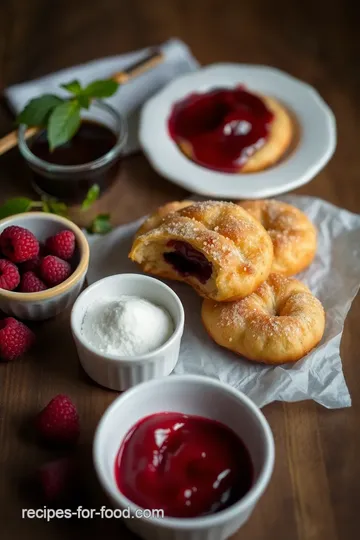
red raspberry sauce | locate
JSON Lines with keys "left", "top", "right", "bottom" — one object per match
{"left": 168, "top": 86, "right": 274, "bottom": 173}
{"left": 115, "top": 412, "right": 253, "bottom": 518}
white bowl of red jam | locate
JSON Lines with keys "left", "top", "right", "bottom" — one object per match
{"left": 140, "top": 63, "right": 336, "bottom": 199}
{"left": 93, "top": 375, "right": 274, "bottom": 540}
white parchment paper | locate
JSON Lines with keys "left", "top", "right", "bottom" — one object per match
{"left": 87, "top": 195, "right": 360, "bottom": 409}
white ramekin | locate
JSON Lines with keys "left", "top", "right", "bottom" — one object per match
{"left": 0, "top": 212, "right": 89, "bottom": 321}
{"left": 93, "top": 375, "right": 275, "bottom": 540}
{"left": 71, "top": 274, "right": 185, "bottom": 391}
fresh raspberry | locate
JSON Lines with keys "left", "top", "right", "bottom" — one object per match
{"left": 0, "top": 317, "right": 35, "bottom": 361}
{"left": 0, "top": 259, "right": 20, "bottom": 291}
{"left": 20, "top": 255, "right": 42, "bottom": 274}
{"left": 0, "top": 226, "right": 39, "bottom": 263}
{"left": 40, "top": 255, "right": 71, "bottom": 286}
{"left": 36, "top": 394, "right": 80, "bottom": 445}
{"left": 46, "top": 230, "right": 76, "bottom": 260}
{"left": 20, "top": 271, "right": 47, "bottom": 293}
{"left": 38, "top": 458, "right": 76, "bottom": 501}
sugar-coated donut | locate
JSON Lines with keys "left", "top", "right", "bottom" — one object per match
{"left": 179, "top": 95, "right": 293, "bottom": 173}
{"left": 129, "top": 200, "right": 274, "bottom": 302}
{"left": 135, "top": 200, "right": 194, "bottom": 237}
{"left": 201, "top": 273, "right": 325, "bottom": 364}
{"left": 237, "top": 199, "right": 317, "bottom": 276}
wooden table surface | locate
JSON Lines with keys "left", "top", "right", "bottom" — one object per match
{"left": 1, "top": 1, "right": 359, "bottom": 539}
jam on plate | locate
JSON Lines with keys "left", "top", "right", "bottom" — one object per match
{"left": 168, "top": 86, "right": 274, "bottom": 173}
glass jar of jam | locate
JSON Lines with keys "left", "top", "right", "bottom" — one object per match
{"left": 18, "top": 100, "right": 127, "bottom": 203}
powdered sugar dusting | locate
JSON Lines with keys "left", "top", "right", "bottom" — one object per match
{"left": 214, "top": 273, "right": 323, "bottom": 344}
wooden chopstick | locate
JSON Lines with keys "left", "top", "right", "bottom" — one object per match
{"left": 0, "top": 50, "right": 164, "bottom": 157}
{"left": 0, "top": 126, "right": 38, "bottom": 156}
{"left": 113, "top": 50, "right": 164, "bottom": 84}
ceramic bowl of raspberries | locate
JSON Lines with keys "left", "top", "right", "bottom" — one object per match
{"left": 0, "top": 212, "right": 89, "bottom": 320}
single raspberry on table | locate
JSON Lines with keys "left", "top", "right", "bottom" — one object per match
{"left": 0, "top": 226, "right": 39, "bottom": 263}
{"left": 46, "top": 230, "right": 76, "bottom": 260}
{"left": 0, "top": 317, "right": 35, "bottom": 361}
{"left": 0, "top": 259, "right": 20, "bottom": 291}
{"left": 40, "top": 255, "right": 71, "bottom": 286}
{"left": 20, "top": 271, "right": 47, "bottom": 293}
{"left": 36, "top": 394, "right": 80, "bottom": 445}
{"left": 38, "top": 457, "right": 76, "bottom": 501}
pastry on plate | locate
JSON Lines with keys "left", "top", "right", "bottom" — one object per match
{"left": 129, "top": 200, "right": 274, "bottom": 302}
{"left": 237, "top": 199, "right": 317, "bottom": 275}
{"left": 237, "top": 94, "right": 292, "bottom": 172}
{"left": 168, "top": 86, "right": 293, "bottom": 173}
{"left": 201, "top": 273, "right": 325, "bottom": 364}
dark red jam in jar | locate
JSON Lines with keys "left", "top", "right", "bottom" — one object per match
{"left": 28, "top": 119, "right": 121, "bottom": 203}
{"left": 115, "top": 412, "right": 253, "bottom": 518}
{"left": 168, "top": 86, "right": 274, "bottom": 173}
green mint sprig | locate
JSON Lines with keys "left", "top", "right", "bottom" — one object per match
{"left": 0, "top": 197, "right": 36, "bottom": 218}
{"left": 80, "top": 185, "right": 112, "bottom": 232}
{"left": 87, "top": 214, "right": 112, "bottom": 234}
{"left": 0, "top": 184, "right": 111, "bottom": 235}
{"left": 17, "top": 78, "right": 119, "bottom": 150}
{"left": 81, "top": 184, "right": 100, "bottom": 210}
{"left": 0, "top": 196, "right": 69, "bottom": 220}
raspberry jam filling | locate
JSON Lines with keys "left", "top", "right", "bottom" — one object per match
{"left": 163, "top": 240, "right": 212, "bottom": 284}
{"left": 168, "top": 86, "right": 274, "bottom": 173}
{"left": 115, "top": 412, "right": 253, "bottom": 518}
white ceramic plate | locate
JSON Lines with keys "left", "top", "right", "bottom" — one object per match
{"left": 139, "top": 64, "right": 336, "bottom": 199}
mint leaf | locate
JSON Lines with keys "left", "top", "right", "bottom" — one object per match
{"left": 0, "top": 197, "right": 33, "bottom": 219}
{"left": 88, "top": 214, "right": 112, "bottom": 234}
{"left": 17, "top": 95, "right": 64, "bottom": 127}
{"left": 60, "top": 80, "right": 89, "bottom": 107}
{"left": 77, "top": 95, "right": 90, "bottom": 109}
{"left": 83, "top": 79, "right": 118, "bottom": 98}
{"left": 41, "top": 197, "right": 68, "bottom": 216}
{"left": 61, "top": 80, "right": 82, "bottom": 94}
{"left": 41, "top": 199, "right": 50, "bottom": 213}
{"left": 48, "top": 100, "right": 81, "bottom": 150}
{"left": 48, "top": 201, "right": 68, "bottom": 217}
{"left": 81, "top": 184, "right": 100, "bottom": 211}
